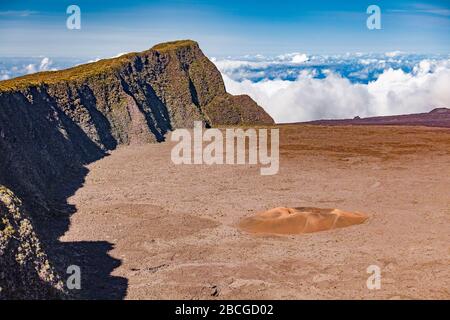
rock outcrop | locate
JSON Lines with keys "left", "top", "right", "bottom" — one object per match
{"left": 0, "top": 186, "right": 64, "bottom": 299}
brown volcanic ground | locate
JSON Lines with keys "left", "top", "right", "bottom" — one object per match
{"left": 61, "top": 125, "right": 450, "bottom": 299}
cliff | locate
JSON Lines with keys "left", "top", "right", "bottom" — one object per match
{"left": 0, "top": 39, "right": 273, "bottom": 211}
{"left": 0, "top": 40, "right": 273, "bottom": 299}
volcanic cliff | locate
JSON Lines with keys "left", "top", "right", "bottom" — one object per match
{"left": 0, "top": 40, "right": 273, "bottom": 210}
{"left": 0, "top": 40, "right": 273, "bottom": 299}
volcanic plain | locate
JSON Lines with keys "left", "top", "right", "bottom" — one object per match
{"left": 61, "top": 124, "right": 450, "bottom": 299}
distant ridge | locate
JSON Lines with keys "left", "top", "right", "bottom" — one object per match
{"left": 299, "top": 108, "right": 450, "bottom": 128}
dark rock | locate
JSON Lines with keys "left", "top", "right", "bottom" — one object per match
{"left": 0, "top": 39, "right": 274, "bottom": 212}
{"left": 0, "top": 186, "right": 65, "bottom": 299}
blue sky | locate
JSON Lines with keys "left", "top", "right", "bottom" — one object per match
{"left": 0, "top": 0, "right": 449, "bottom": 57}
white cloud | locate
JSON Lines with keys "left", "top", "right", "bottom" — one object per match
{"left": 39, "top": 57, "right": 52, "bottom": 71}
{"left": 0, "top": 10, "right": 38, "bottom": 17}
{"left": 385, "top": 51, "right": 403, "bottom": 58}
{"left": 112, "top": 52, "right": 129, "bottom": 58}
{"left": 25, "top": 64, "right": 37, "bottom": 74}
{"left": 213, "top": 59, "right": 269, "bottom": 71}
{"left": 0, "top": 57, "right": 86, "bottom": 80}
{"left": 22, "top": 58, "right": 55, "bottom": 75}
{"left": 276, "top": 52, "right": 309, "bottom": 63}
{"left": 291, "top": 53, "right": 309, "bottom": 64}
{"left": 212, "top": 52, "right": 311, "bottom": 73}
{"left": 86, "top": 58, "right": 101, "bottom": 63}
{"left": 222, "top": 59, "right": 450, "bottom": 123}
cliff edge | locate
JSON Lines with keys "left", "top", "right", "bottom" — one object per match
{"left": 0, "top": 40, "right": 273, "bottom": 299}
{"left": 0, "top": 39, "right": 273, "bottom": 211}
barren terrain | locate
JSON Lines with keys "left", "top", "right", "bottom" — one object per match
{"left": 61, "top": 125, "right": 450, "bottom": 299}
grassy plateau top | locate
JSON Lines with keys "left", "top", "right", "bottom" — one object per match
{"left": 0, "top": 40, "right": 198, "bottom": 92}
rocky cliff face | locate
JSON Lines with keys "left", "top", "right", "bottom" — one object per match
{"left": 0, "top": 40, "right": 273, "bottom": 211}
{"left": 0, "top": 186, "right": 65, "bottom": 299}
{"left": 0, "top": 40, "right": 273, "bottom": 299}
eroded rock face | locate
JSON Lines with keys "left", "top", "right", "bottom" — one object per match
{"left": 239, "top": 207, "right": 368, "bottom": 235}
{"left": 203, "top": 94, "right": 275, "bottom": 126}
{"left": 0, "top": 186, "right": 64, "bottom": 299}
{"left": 0, "top": 40, "right": 274, "bottom": 299}
{"left": 0, "top": 40, "right": 274, "bottom": 212}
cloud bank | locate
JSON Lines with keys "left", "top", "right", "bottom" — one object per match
{"left": 0, "top": 57, "right": 57, "bottom": 80}
{"left": 1, "top": 53, "right": 449, "bottom": 124}
{"left": 216, "top": 55, "right": 450, "bottom": 123}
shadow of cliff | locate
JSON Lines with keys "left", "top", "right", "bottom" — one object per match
{"left": 119, "top": 75, "right": 173, "bottom": 142}
{"left": 76, "top": 85, "right": 118, "bottom": 150}
{"left": 0, "top": 87, "right": 128, "bottom": 299}
{"left": 33, "top": 165, "right": 128, "bottom": 300}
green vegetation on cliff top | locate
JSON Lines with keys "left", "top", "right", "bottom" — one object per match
{"left": 0, "top": 40, "right": 197, "bottom": 92}
{"left": 151, "top": 40, "right": 197, "bottom": 52}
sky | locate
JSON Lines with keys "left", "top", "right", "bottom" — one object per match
{"left": 218, "top": 54, "right": 450, "bottom": 122}
{"left": 0, "top": 0, "right": 449, "bottom": 57}
{"left": 1, "top": 1, "right": 449, "bottom": 121}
